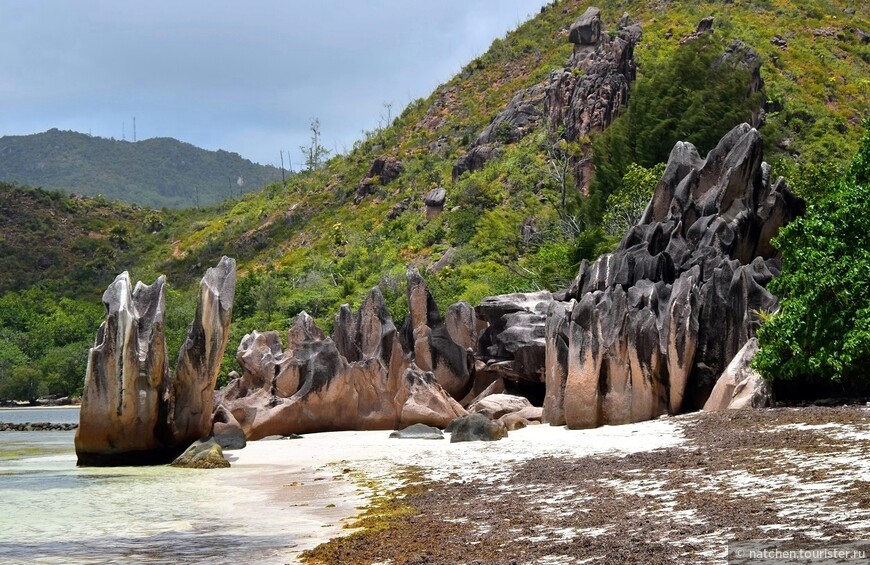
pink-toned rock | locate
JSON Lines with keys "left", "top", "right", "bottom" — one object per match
{"left": 218, "top": 284, "right": 466, "bottom": 439}
{"left": 76, "top": 257, "right": 236, "bottom": 466}
{"left": 468, "top": 393, "right": 533, "bottom": 420}
{"left": 703, "top": 338, "right": 773, "bottom": 410}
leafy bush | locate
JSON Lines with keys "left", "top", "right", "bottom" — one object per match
{"left": 754, "top": 119, "right": 870, "bottom": 385}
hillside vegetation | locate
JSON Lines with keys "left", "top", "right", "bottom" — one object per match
{"left": 0, "top": 129, "right": 282, "bottom": 208}
{"left": 1, "top": 0, "right": 867, "bottom": 400}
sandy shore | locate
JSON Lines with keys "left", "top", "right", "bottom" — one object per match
{"left": 230, "top": 406, "right": 869, "bottom": 564}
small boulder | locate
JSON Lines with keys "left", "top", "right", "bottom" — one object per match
{"left": 449, "top": 414, "right": 508, "bottom": 443}
{"left": 389, "top": 423, "right": 445, "bottom": 440}
{"left": 212, "top": 405, "right": 246, "bottom": 450}
{"left": 468, "top": 393, "right": 533, "bottom": 419}
{"left": 170, "top": 438, "right": 230, "bottom": 469}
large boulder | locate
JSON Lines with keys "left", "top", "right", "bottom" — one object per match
{"left": 76, "top": 257, "right": 236, "bottom": 466}
{"left": 468, "top": 393, "right": 533, "bottom": 420}
{"left": 568, "top": 7, "right": 601, "bottom": 45}
{"left": 703, "top": 338, "right": 773, "bottom": 410}
{"left": 475, "top": 291, "right": 557, "bottom": 384}
{"left": 356, "top": 156, "right": 404, "bottom": 203}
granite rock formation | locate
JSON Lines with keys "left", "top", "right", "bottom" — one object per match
{"left": 217, "top": 274, "right": 468, "bottom": 440}
{"left": 75, "top": 257, "right": 236, "bottom": 466}
{"left": 541, "top": 124, "right": 803, "bottom": 428}
{"left": 453, "top": 8, "right": 639, "bottom": 181}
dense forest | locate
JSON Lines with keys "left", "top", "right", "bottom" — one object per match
{"left": 0, "top": 0, "right": 867, "bottom": 401}
{"left": 0, "top": 129, "right": 282, "bottom": 208}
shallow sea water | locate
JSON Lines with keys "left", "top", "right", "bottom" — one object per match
{"left": 0, "top": 411, "right": 349, "bottom": 565}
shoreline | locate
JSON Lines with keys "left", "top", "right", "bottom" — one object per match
{"left": 273, "top": 406, "right": 870, "bottom": 564}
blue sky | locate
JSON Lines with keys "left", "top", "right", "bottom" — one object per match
{"left": 0, "top": 1, "right": 548, "bottom": 166}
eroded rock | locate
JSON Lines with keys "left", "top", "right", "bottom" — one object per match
{"left": 218, "top": 277, "right": 467, "bottom": 439}
{"left": 76, "top": 257, "right": 236, "bottom": 466}
{"left": 541, "top": 124, "right": 803, "bottom": 428}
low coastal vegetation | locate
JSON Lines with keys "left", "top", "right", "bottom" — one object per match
{"left": 0, "top": 0, "right": 868, "bottom": 401}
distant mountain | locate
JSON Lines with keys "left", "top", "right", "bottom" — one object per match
{"left": 0, "top": 129, "right": 283, "bottom": 208}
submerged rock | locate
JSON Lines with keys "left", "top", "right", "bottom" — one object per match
{"left": 170, "top": 438, "right": 230, "bottom": 469}
{"left": 389, "top": 423, "right": 445, "bottom": 440}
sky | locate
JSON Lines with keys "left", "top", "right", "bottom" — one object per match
{"left": 0, "top": 1, "right": 549, "bottom": 167}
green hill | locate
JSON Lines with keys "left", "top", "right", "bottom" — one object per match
{"left": 0, "top": 129, "right": 283, "bottom": 208}
{"left": 1, "top": 0, "right": 867, "bottom": 400}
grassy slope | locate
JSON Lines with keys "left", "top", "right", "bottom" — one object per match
{"left": 144, "top": 0, "right": 868, "bottom": 319}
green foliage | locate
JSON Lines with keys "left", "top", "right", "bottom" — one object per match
{"left": 602, "top": 162, "right": 666, "bottom": 236}
{"left": 592, "top": 34, "right": 764, "bottom": 208}
{"left": 0, "top": 366, "right": 45, "bottom": 402}
{"left": 0, "top": 129, "right": 282, "bottom": 208}
{"left": 755, "top": 121, "right": 870, "bottom": 384}
{"left": 1, "top": 0, "right": 867, "bottom": 393}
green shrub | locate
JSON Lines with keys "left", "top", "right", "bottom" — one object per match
{"left": 754, "top": 119, "right": 870, "bottom": 385}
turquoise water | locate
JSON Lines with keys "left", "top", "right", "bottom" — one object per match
{"left": 0, "top": 428, "right": 338, "bottom": 564}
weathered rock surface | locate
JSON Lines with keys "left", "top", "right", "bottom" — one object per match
{"left": 169, "top": 257, "right": 236, "bottom": 447}
{"left": 475, "top": 291, "right": 560, "bottom": 384}
{"left": 75, "top": 257, "right": 236, "bottom": 466}
{"left": 538, "top": 124, "right": 803, "bottom": 428}
{"left": 703, "top": 338, "right": 773, "bottom": 410}
{"left": 218, "top": 275, "right": 467, "bottom": 440}
{"left": 402, "top": 269, "right": 473, "bottom": 399}
{"left": 170, "top": 438, "right": 230, "bottom": 469}
{"left": 568, "top": 7, "right": 601, "bottom": 45}
{"left": 389, "top": 423, "right": 445, "bottom": 440}
{"left": 452, "top": 144, "right": 500, "bottom": 180}
{"left": 448, "top": 414, "right": 508, "bottom": 443}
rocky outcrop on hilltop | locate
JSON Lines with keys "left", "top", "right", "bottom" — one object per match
{"left": 216, "top": 274, "right": 467, "bottom": 440}
{"left": 75, "top": 257, "right": 236, "bottom": 466}
{"left": 539, "top": 124, "right": 803, "bottom": 427}
{"left": 453, "top": 8, "right": 640, "bottom": 180}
